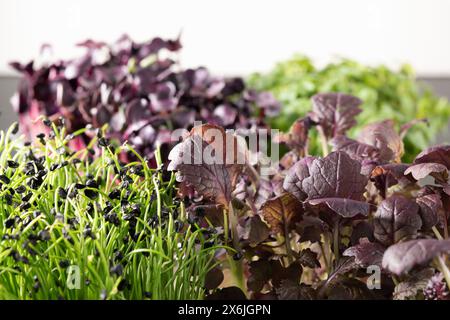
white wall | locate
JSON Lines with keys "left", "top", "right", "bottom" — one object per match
{"left": 1, "top": 0, "right": 450, "bottom": 76}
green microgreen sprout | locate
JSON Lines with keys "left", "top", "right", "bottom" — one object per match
{"left": 0, "top": 120, "right": 222, "bottom": 300}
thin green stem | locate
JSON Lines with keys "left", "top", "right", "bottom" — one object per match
{"left": 333, "top": 221, "right": 340, "bottom": 263}
{"left": 433, "top": 226, "right": 444, "bottom": 240}
{"left": 436, "top": 256, "right": 450, "bottom": 291}
{"left": 225, "top": 203, "right": 248, "bottom": 297}
{"left": 317, "top": 127, "right": 329, "bottom": 156}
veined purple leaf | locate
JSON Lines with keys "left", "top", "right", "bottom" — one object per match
{"left": 343, "top": 240, "right": 385, "bottom": 268}
{"left": 310, "top": 93, "right": 362, "bottom": 139}
{"left": 393, "top": 268, "right": 435, "bottom": 300}
{"left": 282, "top": 156, "right": 315, "bottom": 201}
{"left": 373, "top": 195, "right": 422, "bottom": 245}
{"left": 308, "top": 198, "right": 370, "bottom": 219}
{"left": 382, "top": 239, "right": 450, "bottom": 275}
{"left": 358, "top": 120, "right": 403, "bottom": 163}
{"left": 330, "top": 135, "right": 381, "bottom": 162}
{"left": 274, "top": 117, "right": 313, "bottom": 152}
{"left": 261, "top": 193, "right": 303, "bottom": 236}
{"left": 414, "top": 145, "right": 450, "bottom": 169}
{"left": 325, "top": 276, "right": 379, "bottom": 300}
{"left": 404, "top": 162, "right": 448, "bottom": 181}
{"left": 168, "top": 124, "right": 246, "bottom": 207}
{"left": 301, "top": 152, "right": 368, "bottom": 201}
{"left": 416, "top": 193, "right": 442, "bottom": 230}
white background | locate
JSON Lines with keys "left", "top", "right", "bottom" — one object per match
{"left": 1, "top": 0, "right": 450, "bottom": 76}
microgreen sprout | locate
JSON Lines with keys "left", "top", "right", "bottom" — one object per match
{"left": 0, "top": 121, "right": 222, "bottom": 300}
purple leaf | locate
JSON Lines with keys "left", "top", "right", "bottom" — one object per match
{"left": 373, "top": 195, "right": 422, "bottom": 245}
{"left": 213, "top": 104, "right": 238, "bottom": 126}
{"left": 350, "top": 221, "right": 375, "bottom": 245}
{"left": 301, "top": 152, "right": 368, "bottom": 201}
{"left": 149, "top": 82, "right": 178, "bottom": 112}
{"left": 393, "top": 268, "right": 435, "bottom": 300}
{"left": 10, "top": 35, "right": 278, "bottom": 164}
{"left": 282, "top": 156, "right": 315, "bottom": 201}
{"left": 343, "top": 240, "right": 385, "bottom": 268}
{"left": 136, "top": 37, "right": 181, "bottom": 60}
{"left": 310, "top": 93, "right": 362, "bottom": 139}
{"left": 129, "top": 124, "right": 156, "bottom": 148}
{"left": 416, "top": 193, "right": 442, "bottom": 230}
{"left": 246, "top": 215, "right": 270, "bottom": 245}
{"left": 255, "top": 178, "right": 277, "bottom": 209}
{"left": 370, "top": 163, "right": 413, "bottom": 197}
{"left": 205, "top": 287, "right": 247, "bottom": 300}
{"left": 382, "top": 239, "right": 450, "bottom": 275}
{"left": 125, "top": 99, "right": 151, "bottom": 124}
{"left": 261, "top": 193, "right": 303, "bottom": 236}
{"left": 170, "top": 107, "right": 196, "bottom": 128}
{"left": 414, "top": 145, "right": 450, "bottom": 169}
{"left": 276, "top": 279, "right": 316, "bottom": 300}
{"left": 308, "top": 198, "right": 370, "bottom": 219}
{"left": 110, "top": 109, "right": 126, "bottom": 132}
{"left": 204, "top": 267, "right": 224, "bottom": 291}
{"left": 296, "top": 215, "right": 329, "bottom": 244}
{"left": 247, "top": 260, "right": 272, "bottom": 293}
{"left": 298, "top": 248, "right": 321, "bottom": 269}
{"left": 249, "top": 91, "right": 281, "bottom": 117}
{"left": 168, "top": 124, "right": 245, "bottom": 207}
{"left": 275, "top": 117, "right": 313, "bottom": 153}
{"left": 404, "top": 162, "right": 448, "bottom": 181}
{"left": 222, "top": 77, "right": 245, "bottom": 97}
{"left": 358, "top": 120, "right": 403, "bottom": 162}
{"left": 330, "top": 135, "right": 381, "bottom": 162}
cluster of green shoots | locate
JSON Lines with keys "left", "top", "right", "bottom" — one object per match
{"left": 0, "top": 120, "right": 220, "bottom": 300}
